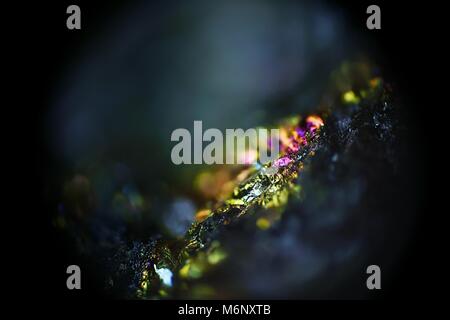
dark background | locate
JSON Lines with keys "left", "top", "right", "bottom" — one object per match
{"left": 12, "top": 0, "right": 435, "bottom": 305}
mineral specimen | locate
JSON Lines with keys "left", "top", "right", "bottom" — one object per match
{"left": 57, "top": 60, "right": 410, "bottom": 299}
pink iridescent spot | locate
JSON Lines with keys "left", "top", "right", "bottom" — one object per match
{"left": 306, "top": 115, "right": 324, "bottom": 133}
{"left": 273, "top": 156, "right": 293, "bottom": 167}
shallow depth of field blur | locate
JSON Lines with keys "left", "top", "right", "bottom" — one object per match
{"left": 45, "top": 0, "right": 419, "bottom": 298}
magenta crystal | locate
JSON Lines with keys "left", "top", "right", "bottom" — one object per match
{"left": 274, "top": 156, "right": 293, "bottom": 167}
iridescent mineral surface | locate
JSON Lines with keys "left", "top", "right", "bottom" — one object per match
{"left": 70, "top": 60, "right": 406, "bottom": 299}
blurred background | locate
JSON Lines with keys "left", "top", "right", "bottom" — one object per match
{"left": 34, "top": 0, "right": 426, "bottom": 299}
